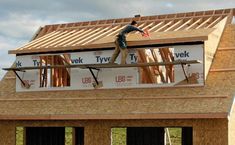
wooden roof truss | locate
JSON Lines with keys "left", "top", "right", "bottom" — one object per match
{"left": 9, "top": 8, "right": 235, "bottom": 54}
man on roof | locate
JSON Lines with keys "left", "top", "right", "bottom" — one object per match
{"left": 109, "top": 20, "right": 145, "bottom": 64}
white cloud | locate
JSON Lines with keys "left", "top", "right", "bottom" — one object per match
{"left": 0, "top": 13, "right": 51, "bottom": 39}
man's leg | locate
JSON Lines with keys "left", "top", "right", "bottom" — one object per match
{"left": 109, "top": 40, "right": 120, "bottom": 63}
{"left": 120, "top": 48, "right": 128, "bottom": 64}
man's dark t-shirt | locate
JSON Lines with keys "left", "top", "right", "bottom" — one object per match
{"left": 117, "top": 25, "right": 144, "bottom": 48}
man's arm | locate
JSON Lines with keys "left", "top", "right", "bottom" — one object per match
{"left": 130, "top": 25, "right": 144, "bottom": 33}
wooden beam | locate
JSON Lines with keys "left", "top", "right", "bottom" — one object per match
{"left": 39, "top": 57, "right": 42, "bottom": 87}
{"left": 106, "top": 25, "right": 126, "bottom": 36}
{"left": 77, "top": 27, "right": 111, "bottom": 45}
{"left": 185, "top": 18, "right": 203, "bottom": 30}
{"left": 164, "top": 20, "right": 183, "bottom": 32}
{"left": 174, "top": 18, "right": 193, "bottom": 31}
{"left": 196, "top": 17, "right": 213, "bottom": 29}
{"left": 3, "top": 60, "right": 201, "bottom": 71}
{"left": 44, "top": 29, "right": 78, "bottom": 48}
{"left": 0, "top": 113, "right": 228, "bottom": 120}
{"left": 54, "top": 29, "right": 86, "bottom": 47}
{"left": 37, "top": 30, "right": 70, "bottom": 48}
{"left": 206, "top": 16, "right": 223, "bottom": 28}
{"left": 18, "top": 31, "right": 59, "bottom": 50}
{"left": 141, "top": 22, "right": 155, "bottom": 30}
{"left": 9, "top": 28, "right": 211, "bottom": 54}
{"left": 67, "top": 27, "right": 102, "bottom": 46}
{"left": 82, "top": 25, "right": 119, "bottom": 45}
{"left": 64, "top": 28, "right": 97, "bottom": 46}
{"left": 155, "top": 21, "right": 174, "bottom": 32}
{"left": 31, "top": 31, "right": 68, "bottom": 49}
{"left": 148, "top": 21, "right": 165, "bottom": 32}
{"left": 162, "top": 48, "right": 174, "bottom": 82}
{"left": 151, "top": 49, "right": 166, "bottom": 83}
{"left": 137, "top": 50, "right": 155, "bottom": 83}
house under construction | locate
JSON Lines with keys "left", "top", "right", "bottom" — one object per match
{"left": 1, "top": 8, "right": 235, "bottom": 145}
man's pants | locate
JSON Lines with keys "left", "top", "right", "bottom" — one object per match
{"left": 109, "top": 39, "right": 128, "bottom": 64}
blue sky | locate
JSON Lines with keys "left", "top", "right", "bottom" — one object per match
{"left": 0, "top": 0, "right": 235, "bottom": 80}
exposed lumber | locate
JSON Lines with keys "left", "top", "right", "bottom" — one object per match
{"left": 174, "top": 18, "right": 193, "bottom": 31}
{"left": 63, "top": 28, "right": 96, "bottom": 46}
{"left": 67, "top": 27, "right": 102, "bottom": 46}
{"left": 163, "top": 48, "right": 174, "bottom": 82}
{"left": 37, "top": 30, "right": 69, "bottom": 48}
{"left": 51, "top": 55, "right": 54, "bottom": 87}
{"left": 39, "top": 56, "right": 42, "bottom": 87}
{"left": 55, "top": 29, "right": 87, "bottom": 47}
{"left": 142, "top": 22, "right": 155, "bottom": 30}
{"left": 31, "top": 31, "right": 68, "bottom": 49}
{"left": 82, "top": 26, "right": 119, "bottom": 45}
{"left": 185, "top": 18, "right": 203, "bottom": 30}
{"left": 9, "top": 8, "right": 233, "bottom": 55}
{"left": 196, "top": 17, "right": 213, "bottom": 29}
{"left": 159, "top": 48, "right": 169, "bottom": 82}
{"left": 106, "top": 25, "right": 126, "bottom": 36}
{"left": 164, "top": 20, "right": 183, "bottom": 32}
{"left": 44, "top": 30, "right": 77, "bottom": 48}
{"left": 151, "top": 49, "right": 166, "bottom": 83}
{"left": 137, "top": 50, "right": 156, "bottom": 83}
{"left": 76, "top": 27, "right": 111, "bottom": 45}
{"left": 206, "top": 16, "right": 223, "bottom": 28}
{"left": 3, "top": 60, "right": 201, "bottom": 71}
{"left": 18, "top": 31, "right": 59, "bottom": 50}
{"left": 133, "top": 23, "right": 146, "bottom": 34}
{"left": 148, "top": 21, "right": 165, "bottom": 32}
{"left": 155, "top": 21, "right": 174, "bottom": 32}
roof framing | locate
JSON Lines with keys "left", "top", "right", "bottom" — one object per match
{"left": 9, "top": 8, "right": 235, "bottom": 54}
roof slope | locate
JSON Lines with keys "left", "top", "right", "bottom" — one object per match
{"left": 1, "top": 9, "right": 235, "bottom": 120}
{"left": 9, "top": 8, "right": 235, "bottom": 54}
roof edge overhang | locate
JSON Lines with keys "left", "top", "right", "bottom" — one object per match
{"left": 8, "top": 36, "right": 207, "bottom": 55}
{"left": 0, "top": 113, "right": 228, "bottom": 120}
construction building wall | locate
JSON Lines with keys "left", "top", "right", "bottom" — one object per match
{"left": 0, "top": 17, "right": 235, "bottom": 145}
{"left": 229, "top": 106, "right": 235, "bottom": 145}
{"left": 0, "top": 119, "right": 228, "bottom": 145}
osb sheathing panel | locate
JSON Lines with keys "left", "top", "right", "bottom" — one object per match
{"left": 228, "top": 102, "right": 235, "bottom": 145}
{"left": 211, "top": 50, "right": 235, "bottom": 69}
{"left": 0, "top": 71, "right": 235, "bottom": 116}
{"left": 219, "top": 24, "right": 235, "bottom": 48}
{"left": 1, "top": 25, "right": 235, "bottom": 117}
{"left": 0, "top": 119, "right": 229, "bottom": 145}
